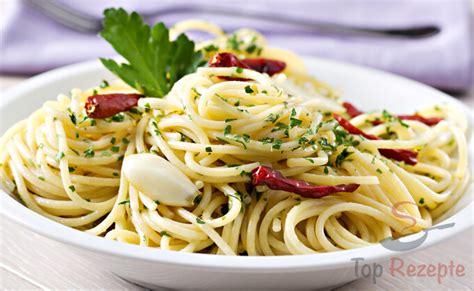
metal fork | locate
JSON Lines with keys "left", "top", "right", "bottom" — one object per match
{"left": 25, "top": 0, "right": 440, "bottom": 39}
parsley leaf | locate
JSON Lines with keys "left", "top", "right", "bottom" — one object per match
{"left": 100, "top": 8, "right": 204, "bottom": 97}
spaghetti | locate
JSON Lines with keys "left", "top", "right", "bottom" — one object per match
{"left": 0, "top": 21, "right": 470, "bottom": 256}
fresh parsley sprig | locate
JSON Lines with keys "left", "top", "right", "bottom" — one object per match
{"left": 100, "top": 8, "right": 204, "bottom": 97}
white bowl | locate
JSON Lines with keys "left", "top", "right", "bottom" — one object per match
{"left": 1, "top": 58, "right": 472, "bottom": 290}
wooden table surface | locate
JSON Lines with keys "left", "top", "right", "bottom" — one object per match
{"left": 1, "top": 71, "right": 473, "bottom": 291}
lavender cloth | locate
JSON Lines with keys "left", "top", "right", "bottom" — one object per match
{"left": 0, "top": 0, "right": 472, "bottom": 91}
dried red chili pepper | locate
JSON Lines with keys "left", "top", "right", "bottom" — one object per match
{"left": 208, "top": 52, "right": 250, "bottom": 70}
{"left": 208, "top": 52, "right": 286, "bottom": 77}
{"left": 342, "top": 102, "right": 364, "bottom": 118}
{"left": 396, "top": 114, "right": 443, "bottom": 126}
{"left": 378, "top": 148, "right": 418, "bottom": 165}
{"left": 251, "top": 166, "right": 359, "bottom": 199}
{"left": 333, "top": 114, "right": 418, "bottom": 165}
{"left": 85, "top": 93, "right": 143, "bottom": 119}
{"left": 241, "top": 58, "right": 286, "bottom": 76}
{"left": 333, "top": 114, "right": 378, "bottom": 140}
{"left": 342, "top": 102, "right": 442, "bottom": 126}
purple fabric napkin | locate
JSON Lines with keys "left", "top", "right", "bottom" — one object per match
{"left": 0, "top": 0, "right": 472, "bottom": 91}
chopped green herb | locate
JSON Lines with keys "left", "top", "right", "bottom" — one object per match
{"left": 69, "top": 112, "right": 77, "bottom": 125}
{"left": 68, "top": 166, "right": 76, "bottom": 173}
{"left": 38, "top": 176, "right": 45, "bottom": 181}
{"left": 205, "top": 147, "right": 212, "bottom": 153}
{"left": 335, "top": 148, "right": 353, "bottom": 167}
{"left": 56, "top": 152, "right": 65, "bottom": 162}
{"left": 260, "top": 137, "right": 274, "bottom": 145}
{"left": 203, "top": 44, "right": 219, "bottom": 52}
{"left": 271, "top": 122, "right": 289, "bottom": 137}
{"left": 227, "top": 34, "right": 241, "bottom": 51}
{"left": 239, "top": 170, "right": 251, "bottom": 177}
{"left": 100, "top": 79, "right": 109, "bottom": 88}
{"left": 376, "top": 168, "right": 383, "bottom": 174}
{"left": 298, "top": 136, "right": 309, "bottom": 145}
{"left": 324, "top": 166, "right": 329, "bottom": 174}
{"left": 129, "top": 107, "right": 140, "bottom": 114}
{"left": 122, "top": 137, "right": 130, "bottom": 145}
{"left": 399, "top": 119, "right": 409, "bottom": 128}
{"left": 68, "top": 185, "right": 76, "bottom": 192}
{"left": 318, "top": 138, "right": 334, "bottom": 152}
{"left": 244, "top": 85, "right": 254, "bottom": 94}
{"left": 272, "top": 139, "right": 283, "bottom": 150}
{"left": 224, "top": 125, "right": 232, "bottom": 135}
{"left": 196, "top": 217, "right": 205, "bottom": 224}
{"left": 111, "top": 146, "right": 120, "bottom": 153}
{"left": 113, "top": 172, "right": 119, "bottom": 177}
{"left": 84, "top": 148, "right": 95, "bottom": 158}
{"left": 419, "top": 197, "right": 425, "bottom": 205}
{"left": 110, "top": 137, "right": 116, "bottom": 144}
{"left": 110, "top": 113, "right": 125, "bottom": 122}
{"left": 246, "top": 44, "right": 257, "bottom": 54}
{"left": 154, "top": 200, "right": 160, "bottom": 205}
{"left": 290, "top": 117, "right": 302, "bottom": 128}
{"left": 235, "top": 67, "right": 244, "bottom": 74}
{"left": 265, "top": 113, "right": 280, "bottom": 123}
{"left": 100, "top": 8, "right": 204, "bottom": 97}
{"left": 193, "top": 195, "right": 202, "bottom": 204}
{"left": 118, "top": 200, "right": 130, "bottom": 205}
{"left": 304, "top": 157, "right": 314, "bottom": 164}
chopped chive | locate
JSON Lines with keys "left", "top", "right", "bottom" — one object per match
{"left": 118, "top": 200, "right": 130, "bottom": 205}
{"left": 84, "top": 148, "right": 95, "bottom": 158}
{"left": 244, "top": 85, "right": 254, "bottom": 94}
{"left": 55, "top": 152, "right": 65, "bottom": 162}
{"left": 193, "top": 195, "right": 202, "bottom": 204}
{"left": 100, "top": 79, "right": 109, "bottom": 88}
{"left": 224, "top": 125, "right": 232, "bottom": 135}
{"left": 196, "top": 217, "right": 205, "bottom": 224}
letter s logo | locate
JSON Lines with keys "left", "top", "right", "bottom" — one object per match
{"left": 391, "top": 201, "right": 417, "bottom": 234}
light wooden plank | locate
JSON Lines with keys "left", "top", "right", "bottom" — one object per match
{"left": 1, "top": 22, "right": 473, "bottom": 288}
{"left": 0, "top": 216, "right": 145, "bottom": 290}
{"left": 1, "top": 265, "right": 42, "bottom": 290}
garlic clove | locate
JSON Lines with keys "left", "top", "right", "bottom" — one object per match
{"left": 123, "top": 153, "right": 198, "bottom": 207}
